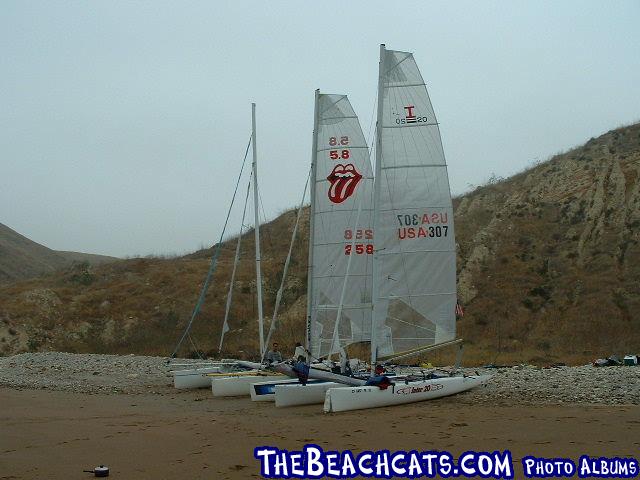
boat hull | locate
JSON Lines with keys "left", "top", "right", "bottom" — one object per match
{"left": 173, "top": 366, "right": 223, "bottom": 389}
{"left": 275, "top": 382, "right": 344, "bottom": 407}
{"left": 324, "top": 375, "right": 491, "bottom": 412}
{"left": 250, "top": 379, "right": 325, "bottom": 402}
{"left": 211, "top": 374, "right": 284, "bottom": 397}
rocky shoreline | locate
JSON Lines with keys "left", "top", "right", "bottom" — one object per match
{"left": 1, "top": 352, "right": 638, "bottom": 405}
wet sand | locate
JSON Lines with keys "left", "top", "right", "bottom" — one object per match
{"left": 2, "top": 387, "right": 638, "bottom": 479}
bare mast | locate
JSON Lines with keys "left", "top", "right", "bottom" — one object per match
{"left": 251, "top": 103, "right": 265, "bottom": 358}
{"left": 370, "top": 44, "right": 386, "bottom": 368}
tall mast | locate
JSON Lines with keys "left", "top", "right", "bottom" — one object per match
{"left": 251, "top": 103, "right": 265, "bottom": 359}
{"left": 370, "top": 44, "right": 386, "bottom": 368}
{"left": 305, "top": 89, "right": 320, "bottom": 352}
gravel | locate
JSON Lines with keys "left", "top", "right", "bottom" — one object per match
{"left": 0, "top": 352, "right": 190, "bottom": 395}
{"left": 1, "top": 352, "right": 638, "bottom": 405}
{"left": 462, "top": 364, "right": 640, "bottom": 405}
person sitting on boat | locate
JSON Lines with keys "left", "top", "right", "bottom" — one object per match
{"left": 365, "top": 364, "right": 393, "bottom": 390}
{"left": 293, "top": 342, "right": 309, "bottom": 363}
{"left": 339, "top": 346, "right": 352, "bottom": 376}
{"left": 265, "top": 342, "right": 283, "bottom": 364}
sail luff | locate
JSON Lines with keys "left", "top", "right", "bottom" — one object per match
{"left": 306, "top": 89, "right": 320, "bottom": 353}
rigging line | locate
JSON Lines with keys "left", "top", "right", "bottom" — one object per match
{"left": 262, "top": 167, "right": 311, "bottom": 359}
{"left": 257, "top": 183, "right": 272, "bottom": 252}
{"left": 169, "top": 135, "right": 252, "bottom": 359}
{"left": 187, "top": 332, "right": 204, "bottom": 359}
{"left": 218, "top": 176, "right": 253, "bottom": 354}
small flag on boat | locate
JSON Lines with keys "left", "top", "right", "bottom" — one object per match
{"left": 455, "top": 302, "right": 464, "bottom": 318}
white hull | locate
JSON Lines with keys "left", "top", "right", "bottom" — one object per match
{"left": 324, "top": 375, "right": 491, "bottom": 412}
{"left": 275, "top": 382, "right": 344, "bottom": 407}
{"left": 173, "top": 366, "right": 223, "bottom": 389}
{"left": 250, "top": 379, "right": 325, "bottom": 402}
{"left": 211, "top": 374, "right": 284, "bottom": 397}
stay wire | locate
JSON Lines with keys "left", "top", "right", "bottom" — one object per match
{"left": 218, "top": 173, "right": 253, "bottom": 354}
{"left": 262, "top": 167, "right": 311, "bottom": 359}
{"left": 169, "top": 135, "right": 252, "bottom": 360}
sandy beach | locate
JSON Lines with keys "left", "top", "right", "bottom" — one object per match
{"left": 1, "top": 353, "right": 639, "bottom": 479}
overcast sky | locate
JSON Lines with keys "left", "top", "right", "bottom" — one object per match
{"left": 1, "top": 1, "right": 639, "bottom": 257}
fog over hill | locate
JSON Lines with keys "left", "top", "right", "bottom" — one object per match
{"left": 1, "top": 123, "right": 638, "bottom": 364}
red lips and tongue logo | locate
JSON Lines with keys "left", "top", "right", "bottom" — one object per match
{"left": 327, "top": 164, "right": 362, "bottom": 204}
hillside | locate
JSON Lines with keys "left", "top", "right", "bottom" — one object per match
{"left": 454, "top": 123, "right": 640, "bottom": 364}
{"left": 0, "top": 123, "right": 638, "bottom": 364}
{"left": 0, "top": 223, "right": 117, "bottom": 284}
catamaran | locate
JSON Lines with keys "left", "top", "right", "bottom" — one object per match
{"left": 171, "top": 103, "right": 288, "bottom": 391}
{"left": 172, "top": 361, "right": 245, "bottom": 389}
{"left": 207, "top": 103, "right": 292, "bottom": 396}
{"left": 323, "top": 45, "right": 489, "bottom": 412}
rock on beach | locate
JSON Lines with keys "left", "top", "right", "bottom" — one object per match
{"left": 1, "top": 352, "right": 639, "bottom": 405}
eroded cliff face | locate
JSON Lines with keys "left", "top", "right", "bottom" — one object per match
{"left": 454, "top": 124, "right": 640, "bottom": 363}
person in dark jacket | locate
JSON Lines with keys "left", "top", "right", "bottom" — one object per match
{"left": 365, "top": 364, "right": 393, "bottom": 390}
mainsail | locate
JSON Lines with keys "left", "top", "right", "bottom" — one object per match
{"left": 371, "top": 46, "right": 457, "bottom": 361}
{"left": 307, "top": 91, "right": 375, "bottom": 359}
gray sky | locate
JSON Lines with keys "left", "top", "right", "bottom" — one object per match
{"left": 1, "top": 1, "right": 639, "bottom": 257}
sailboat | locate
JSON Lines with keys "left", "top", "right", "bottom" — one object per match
{"left": 171, "top": 103, "right": 285, "bottom": 391}
{"left": 323, "top": 45, "right": 489, "bottom": 412}
{"left": 209, "top": 103, "right": 286, "bottom": 396}
{"left": 267, "top": 90, "right": 377, "bottom": 406}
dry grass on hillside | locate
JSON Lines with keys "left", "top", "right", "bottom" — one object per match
{"left": 1, "top": 123, "right": 639, "bottom": 365}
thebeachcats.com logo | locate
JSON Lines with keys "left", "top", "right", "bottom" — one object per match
{"left": 253, "top": 445, "right": 639, "bottom": 479}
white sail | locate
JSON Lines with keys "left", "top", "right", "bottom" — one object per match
{"left": 308, "top": 92, "right": 375, "bottom": 359}
{"left": 372, "top": 46, "right": 456, "bottom": 360}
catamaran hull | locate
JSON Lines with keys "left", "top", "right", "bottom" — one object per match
{"left": 324, "top": 375, "right": 491, "bottom": 412}
{"left": 275, "top": 381, "right": 344, "bottom": 407}
{"left": 173, "top": 367, "right": 223, "bottom": 389}
{"left": 250, "top": 379, "right": 325, "bottom": 402}
{"left": 211, "top": 375, "right": 283, "bottom": 397}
